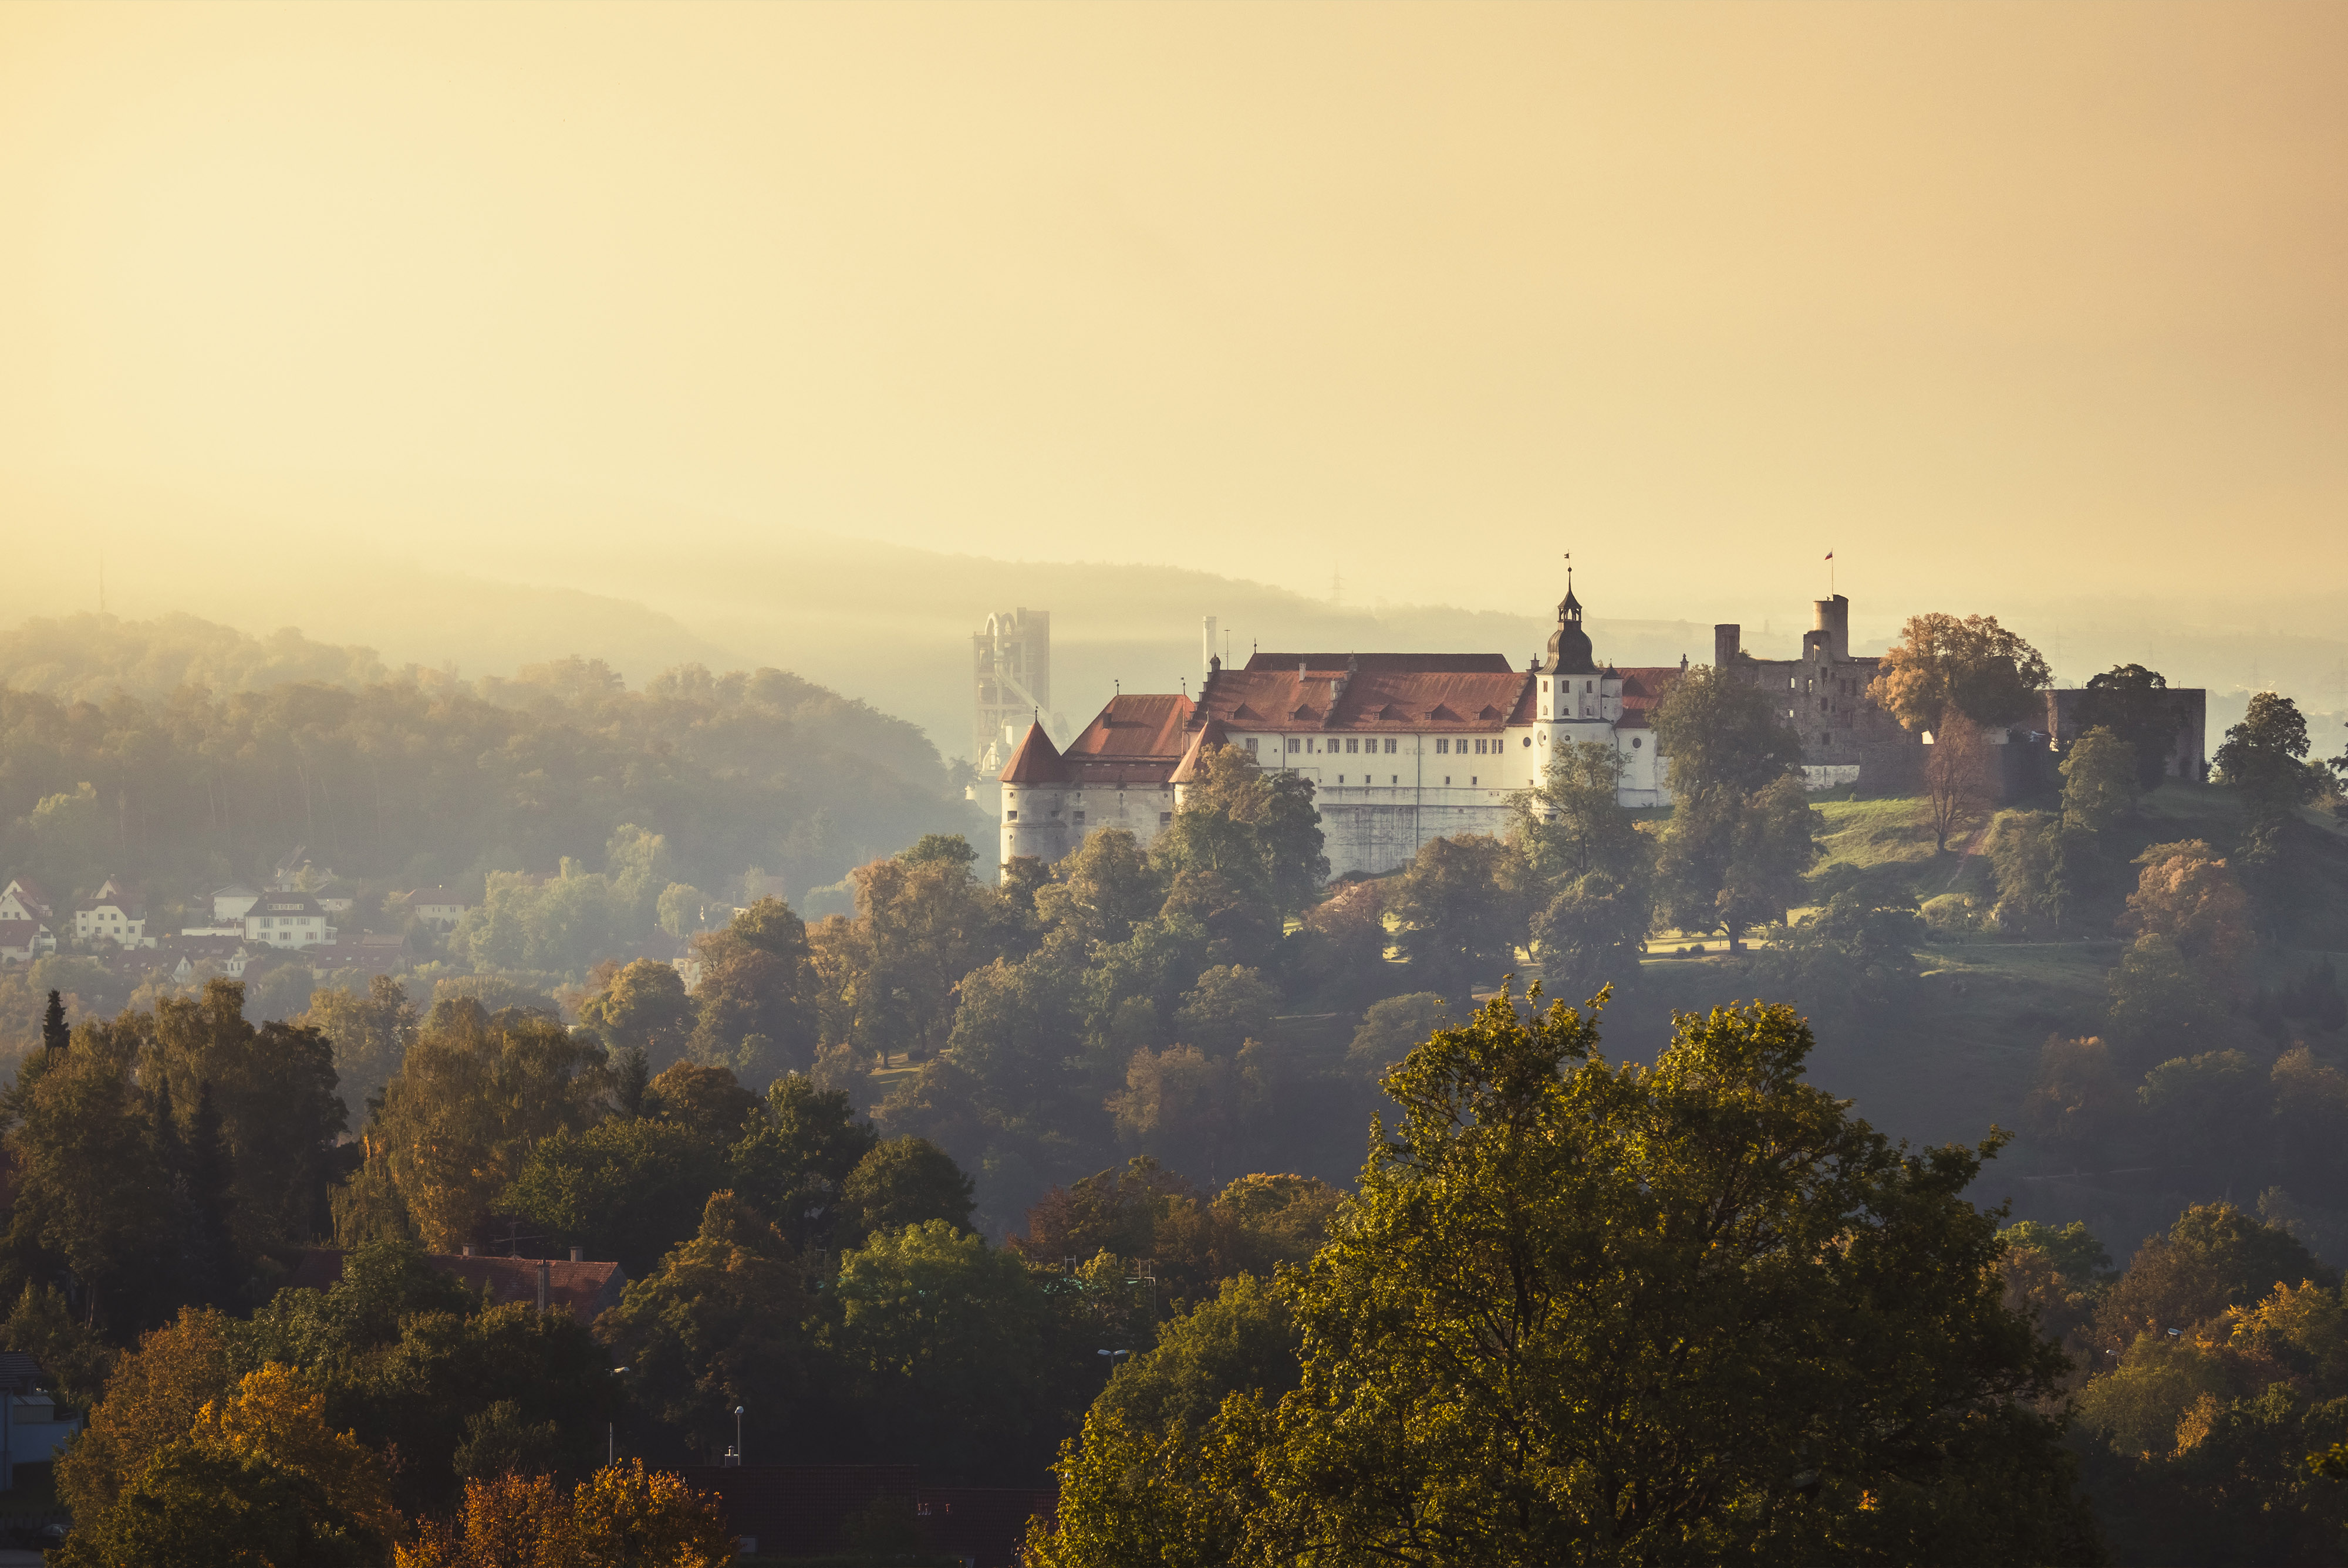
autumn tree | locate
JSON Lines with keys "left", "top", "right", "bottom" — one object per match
{"left": 1868, "top": 612, "right": 2053, "bottom": 732}
{"left": 2120, "top": 839, "right": 2252, "bottom": 998}
{"left": 58, "top": 1364, "right": 403, "bottom": 1568}
{"left": 397, "top": 1461, "right": 736, "bottom": 1568}
{"left": 333, "top": 998, "right": 609, "bottom": 1251}
{"left": 58, "top": 1307, "right": 244, "bottom": 1523}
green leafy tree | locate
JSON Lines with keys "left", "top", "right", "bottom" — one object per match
{"left": 1657, "top": 778, "right": 1820, "bottom": 949}
{"left": 2076, "top": 665, "right": 2185, "bottom": 789}
{"left": 2061, "top": 726, "right": 2140, "bottom": 836}
{"left": 642, "top": 1060, "right": 760, "bottom": 1138}
{"left": 145, "top": 979, "right": 349, "bottom": 1250}
{"left": 298, "top": 976, "right": 418, "bottom": 1127}
{"left": 2105, "top": 931, "right": 2236, "bottom": 1064}
{"left": 2214, "top": 691, "right": 2320, "bottom": 816}
{"left": 847, "top": 845, "right": 1014, "bottom": 1059}
{"left": 821, "top": 1218, "right": 1053, "bottom": 1483}
{"left": 3, "top": 1043, "right": 170, "bottom": 1334}
{"left": 1346, "top": 993, "right": 1452, "bottom": 1081}
{"left": 686, "top": 897, "right": 817, "bottom": 1081}
{"left": 592, "top": 1192, "right": 814, "bottom": 1466}
{"left": 1985, "top": 809, "right": 2069, "bottom": 932}
{"left": 1386, "top": 834, "right": 1534, "bottom": 998}
{"left": 1094, "top": 1272, "right": 1300, "bottom": 1437}
{"left": 726, "top": 1073, "right": 878, "bottom": 1251}
{"left": 2137, "top": 1050, "right": 2266, "bottom": 1195}
{"left": 1649, "top": 664, "right": 1806, "bottom": 803}
{"left": 504, "top": 1117, "right": 728, "bottom": 1277}
{"left": 576, "top": 959, "right": 696, "bottom": 1074}
{"left": 1527, "top": 871, "right": 1648, "bottom": 1002}
{"left": 835, "top": 1136, "right": 977, "bottom": 1248}
{"left": 1035, "top": 829, "right": 1165, "bottom": 949}
{"left": 1037, "top": 988, "right": 2100, "bottom": 1566}
{"left": 0, "top": 1281, "right": 117, "bottom": 1412}
{"left": 1171, "top": 964, "right": 1280, "bottom": 1056}
{"left": 1509, "top": 741, "right": 1650, "bottom": 888}
{"left": 1867, "top": 612, "right": 2053, "bottom": 732}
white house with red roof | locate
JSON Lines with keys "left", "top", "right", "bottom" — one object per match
{"left": 1001, "top": 578, "right": 1691, "bottom": 878}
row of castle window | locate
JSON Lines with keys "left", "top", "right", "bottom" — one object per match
{"left": 1281, "top": 737, "right": 1505, "bottom": 755}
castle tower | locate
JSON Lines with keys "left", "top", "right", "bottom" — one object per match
{"left": 998, "top": 721, "right": 1071, "bottom": 868}
{"left": 1537, "top": 570, "right": 1618, "bottom": 729}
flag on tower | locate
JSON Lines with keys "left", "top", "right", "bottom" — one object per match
{"left": 1824, "top": 551, "right": 1834, "bottom": 560}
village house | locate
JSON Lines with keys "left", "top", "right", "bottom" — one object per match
{"left": 0, "top": 878, "right": 56, "bottom": 928}
{"left": 400, "top": 886, "right": 471, "bottom": 931}
{"left": 72, "top": 877, "right": 154, "bottom": 951}
{"left": 243, "top": 893, "right": 337, "bottom": 951}
{"left": 210, "top": 883, "right": 262, "bottom": 924}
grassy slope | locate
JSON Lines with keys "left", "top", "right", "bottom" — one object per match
{"left": 1598, "top": 785, "right": 2348, "bottom": 1242}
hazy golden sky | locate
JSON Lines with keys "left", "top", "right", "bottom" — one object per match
{"left": 3, "top": 2, "right": 2343, "bottom": 618}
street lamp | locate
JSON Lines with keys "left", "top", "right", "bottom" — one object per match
{"left": 726, "top": 1405, "right": 745, "bottom": 1468}
{"left": 1096, "top": 1349, "right": 1130, "bottom": 1380}
{"left": 608, "top": 1367, "right": 629, "bottom": 1468}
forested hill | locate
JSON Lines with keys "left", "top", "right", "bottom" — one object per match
{"left": 0, "top": 611, "right": 392, "bottom": 702}
{"left": 0, "top": 650, "right": 986, "bottom": 910}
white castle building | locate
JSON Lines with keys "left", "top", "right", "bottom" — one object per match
{"left": 999, "top": 579, "right": 1692, "bottom": 879}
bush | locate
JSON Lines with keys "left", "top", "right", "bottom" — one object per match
{"left": 1919, "top": 893, "right": 1978, "bottom": 938}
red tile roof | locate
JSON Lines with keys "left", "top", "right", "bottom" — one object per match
{"left": 1245, "top": 652, "right": 1517, "bottom": 674}
{"left": 1613, "top": 667, "right": 1684, "bottom": 729}
{"left": 998, "top": 721, "right": 1070, "bottom": 784}
{"left": 1060, "top": 694, "right": 1195, "bottom": 786}
{"left": 1199, "top": 658, "right": 1534, "bottom": 734}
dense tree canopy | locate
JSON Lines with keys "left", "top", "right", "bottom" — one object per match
{"left": 1035, "top": 988, "right": 2098, "bottom": 1566}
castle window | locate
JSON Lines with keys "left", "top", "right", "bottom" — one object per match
{"left": 1346, "top": 738, "right": 1358, "bottom": 753}
{"left": 1436, "top": 739, "right": 1449, "bottom": 754}
{"left": 1243, "top": 738, "right": 1257, "bottom": 754}
{"left": 1159, "top": 812, "right": 1172, "bottom": 826}
{"left": 1522, "top": 736, "right": 1530, "bottom": 746}
{"left": 1287, "top": 738, "right": 1300, "bottom": 752}
{"left": 1445, "top": 776, "right": 1452, "bottom": 785}
{"left": 1632, "top": 737, "right": 1642, "bottom": 748}
{"left": 1472, "top": 776, "right": 1479, "bottom": 785}
{"left": 1073, "top": 812, "right": 1086, "bottom": 824}
{"left": 1384, "top": 738, "right": 1396, "bottom": 753}
{"left": 1391, "top": 775, "right": 1398, "bottom": 783}
{"left": 1006, "top": 810, "right": 1018, "bottom": 820}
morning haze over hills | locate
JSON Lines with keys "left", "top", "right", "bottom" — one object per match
{"left": 5, "top": 4, "right": 2348, "bottom": 1564}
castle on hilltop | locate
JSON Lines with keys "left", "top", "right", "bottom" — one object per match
{"left": 1000, "top": 580, "right": 1936, "bottom": 879}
